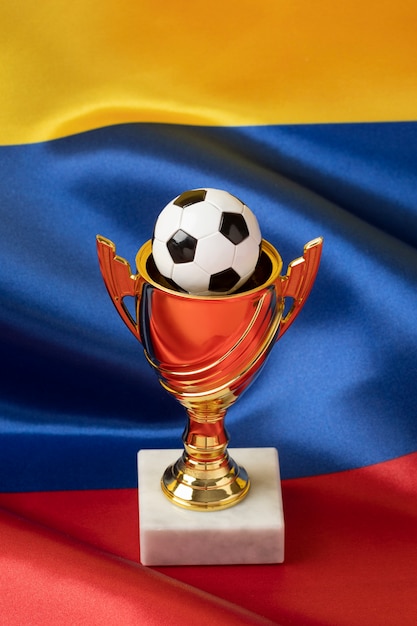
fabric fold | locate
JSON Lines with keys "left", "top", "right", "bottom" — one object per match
{"left": 0, "top": 507, "right": 275, "bottom": 625}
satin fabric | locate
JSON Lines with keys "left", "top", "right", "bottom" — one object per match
{"left": 0, "top": 510, "right": 273, "bottom": 625}
{"left": 1, "top": 122, "right": 417, "bottom": 625}
{"left": 1, "top": 1, "right": 417, "bottom": 143}
{"left": 1, "top": 453, "right": 416, "bottom": 625}
{"left": 1, "top": 2, "right": 417, "bottom": 624}
{"left": 1, "top": 121, "right": 417, "bottom": 491}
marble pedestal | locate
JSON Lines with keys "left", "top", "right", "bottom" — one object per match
{"left": 138, "top": 447, "right": 284, "bottom": 566}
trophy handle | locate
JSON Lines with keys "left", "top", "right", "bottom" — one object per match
{"left": 277, "top": 237, "right": 323, "bottom": 340}
{"left": 96, "top": 235, "right": 141, "bottom": 342}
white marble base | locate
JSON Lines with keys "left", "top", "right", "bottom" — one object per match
{"left": 138, "top": 447, "right": 284, "bottom": 566}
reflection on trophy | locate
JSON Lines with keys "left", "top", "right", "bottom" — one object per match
{"left": 96, "top": 189, "right": 322, "bottom": 515}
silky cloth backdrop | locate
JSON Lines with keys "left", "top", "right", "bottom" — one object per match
{"left": 1, "top": 2, "right": 417, "bottom": 625}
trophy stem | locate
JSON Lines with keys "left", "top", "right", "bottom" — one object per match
{"left": 161, "top": 407, "right": 250, "bottom": 511}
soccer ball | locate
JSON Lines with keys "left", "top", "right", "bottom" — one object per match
{"left": 151, "top": 188, "right": 262, "bottom": 295}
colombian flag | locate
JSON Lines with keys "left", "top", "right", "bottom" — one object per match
{"left": 1, "top": 2, "right": 417, "bottom": 624}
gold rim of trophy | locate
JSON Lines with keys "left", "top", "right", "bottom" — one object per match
{"left": 135, "top": 238, "right": 283, "bottom": 300}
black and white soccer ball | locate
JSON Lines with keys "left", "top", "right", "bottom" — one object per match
{"left": 151, "top": 188, "right": 262, "bottom": 295}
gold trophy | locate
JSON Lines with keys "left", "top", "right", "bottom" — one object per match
{"left": 96, "top": 208, "right": 322, "bottom": 513}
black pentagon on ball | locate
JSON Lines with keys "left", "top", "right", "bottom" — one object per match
{"left": 220, "top": 212, "right": 249, "bottom": 245}
{"left": 173, "top": 189, "right": 207, "bottom": 208}
{"left": 209, "top": 267, "right": 240, "bottom": 292}
{"left": 167, "top": 229, "right": 197, "bottom": 263}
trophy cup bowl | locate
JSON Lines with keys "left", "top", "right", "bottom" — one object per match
{"left": 96, "top": 235, "right": 323, "bottom": 511}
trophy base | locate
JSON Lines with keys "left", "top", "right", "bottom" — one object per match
{"left": 160, "top": 452, "right": 250, "bottom": 511}
{"left": 138, "top": 447, "right": 284, "bottom": 566}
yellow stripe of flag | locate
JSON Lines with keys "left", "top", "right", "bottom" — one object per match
{"left": 1, "top": 1, "right": 417, "bottom": 144}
